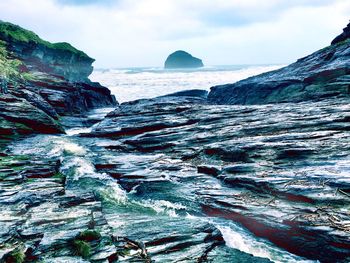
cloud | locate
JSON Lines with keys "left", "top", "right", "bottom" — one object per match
{"left": 0, "top": 0, "right": 349, "bottom": 68}
{"left": 162, "top": 0, "right": 335, "bottom": 28}
{"left": 55, "top": 0, "right": 116, "bottom": 6}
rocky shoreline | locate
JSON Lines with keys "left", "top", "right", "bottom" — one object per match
{"left": 1, "top": 21, "right": 350, "bottom": 262}
{"left": 0, "top": 21, "right": 117, "bottom": 146}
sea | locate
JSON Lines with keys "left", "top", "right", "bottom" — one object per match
{"left": 91, "top": 65, "right": 284, "bottom": 103}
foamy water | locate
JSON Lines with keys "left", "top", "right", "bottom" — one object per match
{"left": 91, "top": 65, "right": 283, "bottom": 103}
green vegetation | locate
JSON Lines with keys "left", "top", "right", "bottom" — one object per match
{"left": 0, "top": 21, "right": 90, "bottom": 59}
{"left": 0, "top": 40, "right": 22, "bottom": 92}
{"left": 53, "top": 172, "right": 65, "bottom": 179}
{"left": 0, "top": 39, "right": 38, "bottom": 92}
{"left": 70, "top": 229, "right": 102, "bottom": 259}
{"left": 78, "top": 230, "right": 102, "bottom": 242}
{"left": 4, "top": 248, "right": 25, "bottom": 263}
{"left": 72, "top": 240, "right": 91, "bottom": 259}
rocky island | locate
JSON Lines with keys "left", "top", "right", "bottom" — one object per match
{"left": 0, "top": 20, "right": 350, "bottom": 263}
{"left": 164, "top": 50, "right": 204, "bottom": 69}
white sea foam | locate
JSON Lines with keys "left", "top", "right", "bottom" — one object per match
{"left": 61, "top": 156, "right": 127, "bottom": 203}
{"left": 139, "top": 199, "right": 187, "bottom": 217}
{"left": 66, "top": 127, "right": 92, "bottom": 136}
{"left": 91, "top": 65, "right": 284, "bottom": 103}
{"left": 215, "top": 224, "right": 317, "bottom": 263}
{"left": 10, "top": 136, "right": 86, "bottom": 157}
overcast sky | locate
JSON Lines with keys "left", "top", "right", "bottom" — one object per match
{"left": 0, "top": 0, "right": 349, "bottom": 68}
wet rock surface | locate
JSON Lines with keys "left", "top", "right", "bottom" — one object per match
{"left": 0, "top": 102, "right": 277, "bottom": 262}
{"left": 78, "top": 95, "right": 350, "bottom": 262}
{"left": 0, "top": 152, "right": 117, "bottom": 262}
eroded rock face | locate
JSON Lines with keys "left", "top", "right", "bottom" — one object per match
{"left": 208, "top": 32, "right": 350, "bottom": 104}
{"left": 164, "top": 50, "right": 204, "bottom": 69}
{"left": 0, "top": 21, "right": 94, "bottom": 82}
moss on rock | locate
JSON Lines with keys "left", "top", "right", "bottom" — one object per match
{"left": 78, "top": 230, "right": 102, "bottom": 242}
{"left": 0, "top": 21, "right": 91, "bottom": 59}
{"left": 3, "top": 248, "right": 25, "bottom": 263}
{"left": 72, "top": 240, "right": 91, "bottom": 259}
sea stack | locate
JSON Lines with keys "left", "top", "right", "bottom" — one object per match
{"left": 164, "top": 50, "right": 204, "bottom": 69}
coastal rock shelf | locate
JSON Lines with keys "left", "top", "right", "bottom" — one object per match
{"left": 2, "top": 92, "right": 350, "bottom": 262}
{"left": 81, "top": 94, "right": 350, "bottom": 262}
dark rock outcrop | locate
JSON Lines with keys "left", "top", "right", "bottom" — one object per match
{"left": 164, "top": 50, "right": 204, "bottom": 69}
{"left": 332, "top": 21, "right": 350, "bottom": 45}
{"left": 161, "top": 89, "right": 208, "bottom": 99}
{"left": 0, "top": 94, "right": 64, "bottom": 139}
{"left": 208, "top": 25, "right": 350, "bottom": 104}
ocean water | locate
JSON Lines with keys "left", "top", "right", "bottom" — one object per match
{"left": 91, "top": 65, "right": 284, "bottom": 103}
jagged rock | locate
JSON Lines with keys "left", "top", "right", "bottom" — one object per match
{"left": 164, "top": 50, "right": 204, "bottom": 69}
{"left": 0, "top": 94, "right": 64, "bottom": 137}
{"left": 13, "top": 88, "right": 59, "bottom": 119}
{"left": 28, "top": 78, "right": 117, "bottom": 116}
{"left": 332, "top": 21, "right": 350, "bottom": 45}
{"left": 208, "top": 24, "right": 350, "bottom": 104}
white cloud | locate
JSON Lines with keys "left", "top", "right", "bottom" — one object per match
{"left": 0, "top": 0, "right": 348, "bottom": 67}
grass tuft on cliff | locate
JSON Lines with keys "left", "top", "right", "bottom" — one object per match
{"left": 0, "top": 40, "right": 22, "bottom": 81}
{"left": 0, "top": 21, "right": 91, "bottom": 59}
{"left": 0, "top": 40, "right": 35, "bottom": 87}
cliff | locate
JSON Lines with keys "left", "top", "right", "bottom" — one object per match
{"left": 0, "top": 21, "right": 117, "bottom": 142}
{"left": 0, "top": 21, "right": 94, "bottom": 82}
{"left": 164, "top": 50, "right": 204, "bottom": 69}
{"left": 208, "top": 23, "right": 350, "bottom": 104}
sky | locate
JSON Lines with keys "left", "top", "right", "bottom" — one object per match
{"left": 0, "top": 0, "right": 349, "bottom": 68}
